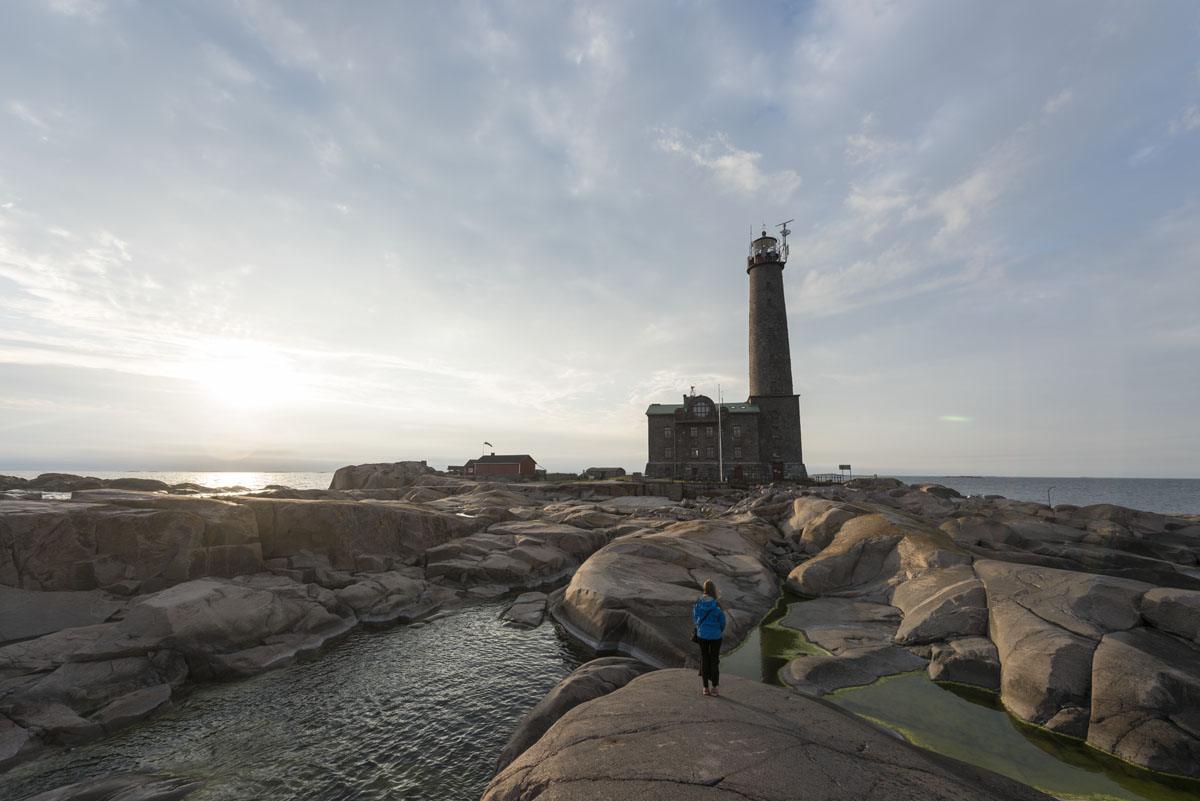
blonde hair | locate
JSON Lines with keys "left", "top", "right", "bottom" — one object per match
{"left": 702, "top": 580, "right": 717, "bottom": 598}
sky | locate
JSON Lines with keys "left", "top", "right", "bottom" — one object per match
{"left": 1, "top": 1, "right": 1199, "bottom": 477}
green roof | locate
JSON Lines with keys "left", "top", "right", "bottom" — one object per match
{"left": 645, "top": 403, "right": 759, "bottom": 415}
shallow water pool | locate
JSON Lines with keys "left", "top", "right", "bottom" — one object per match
{"left": 725, "top": 595, "right": 1200, "bottom": 801}
{"left": 6, "top": 604, "right": 591, "bottom": 801}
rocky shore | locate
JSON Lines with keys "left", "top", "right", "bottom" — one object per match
{"left": 3, "top": 465, "right": 1198, "bottom": 799}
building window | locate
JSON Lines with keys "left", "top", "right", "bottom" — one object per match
{"left": 691, "top": 447, "right": 700, "bottom": 458}
{"left": 732, "top": 425, "right": 741, "bottom": 438}
{"left": 692, "top": 401, "right": 711, "bottom": 418}
{"left": 665, "top": 447, "right": 673, "bottom": 459}
{"left": 664, "top": 427, "right": 672, "bottom": 439}
{"left": 734, "top": 447, "right": 742, "bottom": 458}
{"left": 705, "top": 426, "right": 713, "bottom": 437}
{"left": 690, "top": 427, "right": 698, "bottom": 437}
{"left": 706, "top": 446, "right": 714, "bottom": 458}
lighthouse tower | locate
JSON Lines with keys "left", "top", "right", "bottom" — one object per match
{"left": 746, "top": 224, "right": 807, "bottom": 480}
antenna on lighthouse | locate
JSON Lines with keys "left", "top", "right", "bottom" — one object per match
{"left": 776, "top": 219, "right": 793, "bottom": 262}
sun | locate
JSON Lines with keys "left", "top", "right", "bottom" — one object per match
{"left": 191, "top": 342, "right": 305, "bottom": 410}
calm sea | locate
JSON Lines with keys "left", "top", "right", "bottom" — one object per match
{"left": 2, "top": 470, "right": 335, "bottom": 492}
{"left": 900, "top": 475, "right": 1200, "bottom": 516}
{"left": 4, "top": 470, "right": 1198, "bottom": 516}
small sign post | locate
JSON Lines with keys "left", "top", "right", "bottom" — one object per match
{"left": 838, "top": 464, "right": 852, "bottom": 479}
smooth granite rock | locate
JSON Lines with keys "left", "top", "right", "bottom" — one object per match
{"left": 20, "top": 773, "right": 201, "bottom": 801}
{"left": 0, "top": 586, "right": 124, "bottom": 645}
{"left": 231, "top": 496, "right": 471, "bottom": 570}
{"left": 499, "top": 592, "right": 548, "bottom": 628}
{"left": 426, "top": 522, "right": 609, "bottom": 590}
{"left": 928, "top": 636, "right": 1001, "bottom": 690}
{"left": 328, "top": 461, "right": 434, "bottom": 491}
{"left": 553, "top": 518, "right": 777, "bottom": 667}
{"left": 495, "top": 657, "right": 653, "bottom": 773}
{"left": 1087, "top": 627, "right": 1200, "bottom": 778}
{"left": 483, "top": 670, "right": 1053, "bottom": 801}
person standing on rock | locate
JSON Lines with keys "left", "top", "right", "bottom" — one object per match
{"left": 693, "top": 580, "right": 727, "bottom": 697}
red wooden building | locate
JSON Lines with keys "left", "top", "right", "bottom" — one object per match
{"left": 464, "top": 453, "right": 538, "bottom": 478}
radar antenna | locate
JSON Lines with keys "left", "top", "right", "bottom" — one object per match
{"left": 776, "top": 219, "right": 793, "bottom": 262}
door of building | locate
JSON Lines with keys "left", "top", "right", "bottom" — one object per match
{"left": 771, "top": 462, "right": 784, "bottom": 480}
{"left": 732, "top": 465, "right": 744, "bottom": 481}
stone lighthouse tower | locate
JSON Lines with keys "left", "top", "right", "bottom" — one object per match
{"left": 747, "top": 224, "right": 807, "bottom": 480}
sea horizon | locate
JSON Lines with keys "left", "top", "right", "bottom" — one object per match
{"left": 4, "top": 468, "right": 1198, "bottom": 516}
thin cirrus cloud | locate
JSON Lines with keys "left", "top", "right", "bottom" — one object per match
{"left": 0, "top": 0, "right": 1197, "bottom": 477}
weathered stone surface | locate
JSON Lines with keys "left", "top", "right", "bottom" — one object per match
{"left": 20, "top": 773, "right": 202, "bottom": 801}
{"left": 787, "top": 512, "right": 969, "bottom": 600}
{"left": 777, "top": 598, "right": 899, "bottom": 654}
{"left": 974, "top": 560, "right": 1153, "bottom": 735}
{"left": 495, "top": 657, "right": 653, "bottom": 773}
{"left": 1087, "top": 627, "right": 1200, "bottom": 778}
{"left": 1141, "top": 587, "right": 1200, "bottom": 643}
{"left": 0, "top": 586, "right": 124, "bottom": 645}
{"left": 17, "top": 656, "right": 178, "bottom": 715}
{"left": 483, "top": 670, "right": 1052, "bottom": 801}
{"left": 499, "top": 592, "right": 548, "bottom": 628}
{"left": 0, "top": 497, "right": 263, "bottom": 594}
{"left": 782, "top": 647, "right": 927, "bottom": 696}
{"left": 0, "top": 714, "right": 36, "bottom": 770}
{"left": 6, "top": 701, "right": 101, "bottom": 745}
{"left": 553, "top": 519, "right": 777, "bottom": 667}
{"left": 328, "top": 461, "right": 434, "bottom": 491}
{"left": 91, "top": 684, "right": 173, "bottom": 732}
{"left": 334, "top": 570, "right": 449, "bottom": 625}
{"left": 232, "top": 496, "right": 470, "bottom": 570}
{"left": 891, "top": 566, "right": 987, "bottom": 645}
{"left": 928, "top": 636, "right": 1001, "bottom": 690}
{"left": 426, "top": 522, "right": 608, "bottom": 590}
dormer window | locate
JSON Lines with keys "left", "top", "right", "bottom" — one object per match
{"left": 692, "top": 401, "right": 711, "bottom": 418}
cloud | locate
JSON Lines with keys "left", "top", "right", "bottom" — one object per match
{"left": 1169, "top": 105, "right": 1200, "bottom": 135}
{"left": 1043, "top": 88, "right": 1073, "bottom": 115}
{"left": 0, "top": 1, "right": 1197, "bottom": 475}
{"left": 655, "top": 128, "right": 801, "bottom": 198}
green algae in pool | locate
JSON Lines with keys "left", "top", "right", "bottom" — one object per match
{"left": 723, "top": 591, "right": 826, "bottom": 684}
{"left": 727, "top": 594, "right": 1200, "bottom": 801}
{"left": 830, "top": 672, "right": 1200, "bottom": 801}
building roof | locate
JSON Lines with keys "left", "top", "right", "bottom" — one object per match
{"left": 474, "top": 454, "right": 536, "bottom": 464}
{"left": 645, "top": 403, "right": 759, "bottom": 415}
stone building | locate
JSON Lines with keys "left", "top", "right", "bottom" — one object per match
{"left": 645, "top": 227, "right": 807, "bottom": 482}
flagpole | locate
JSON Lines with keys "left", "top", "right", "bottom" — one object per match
{"left": 717, "top": 384, "right": 724, "bottom": 483}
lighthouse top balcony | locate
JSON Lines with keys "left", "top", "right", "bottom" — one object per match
{"left": 747, "top": 230, "right": 788, "bottom": 270}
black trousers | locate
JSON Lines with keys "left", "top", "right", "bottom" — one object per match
{"left": 698, "top": 637, "right": 722, "bottom": 688}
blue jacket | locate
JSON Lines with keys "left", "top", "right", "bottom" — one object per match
{"left": 693, "top": 595, "right": 726, "bottom": 640}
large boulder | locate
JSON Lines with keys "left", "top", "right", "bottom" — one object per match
{"left": 495, "top": 657, "right": 653, "bottom": 772}
{"left": 1141, "top": 587, "right": 1200, "bottom": 643}
{"left": 19, "top": 773, "right": 201, "bottom": 801}
{"left": 0, "top": 499, "right": 262, "bottom": 594}
{"left": 0, "top": 586, "right": 124, "bottom": 645}
{"left": 483, "top": 670, "right": 1053, "bottom": 801}
{"left": 425, "top": 522, "right": 609, "bottom": 590}
{"left": 928, "top": 636, "right": 1001, "bottom": 690}
{"left": 1087, "top": 627, "right": 1200, "bottom": 778}
{"left": 553, "top": 518, "right": 777, "bottom": 667}
{"left": 328, "top": 462, "right": 434, "bottom": 491}
{"left": 776, "top": 598, "right": 926, "bottom": 695}
{"left": 231, "top": 497, "right": 471, "bottom": 570}
{"left": 890, "top": 565, "right": 988, "bottom": 645}
{"left": 105, "top": 578, "right": 351, "bottom": 678}
{"left": 786, "top": 511, "right": 970, "bottom": 600}
{"left": 976, "top": 560, "right": 1150, "bottom": 737}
